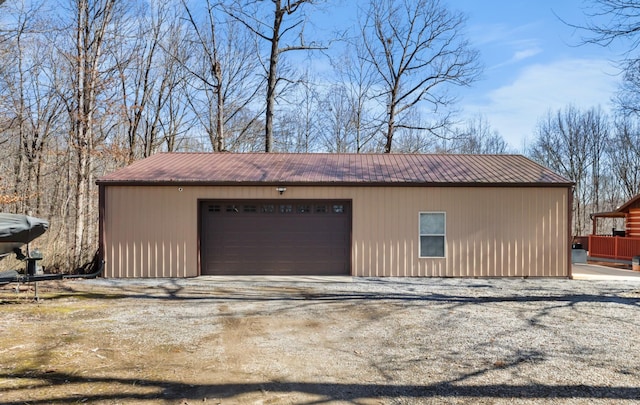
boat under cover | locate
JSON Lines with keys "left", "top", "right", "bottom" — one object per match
{"left": 0, "top": 213, "right": 104, "bottom": 287}
{"left": 0, "top": 213, "right": 48, "bottom": 257}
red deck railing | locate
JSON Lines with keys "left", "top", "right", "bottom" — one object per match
{"left": 588, "top": 235, "right": 640, "bottom": 261}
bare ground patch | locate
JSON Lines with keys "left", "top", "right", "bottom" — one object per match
{"left": 1, "top": 277, "right": 640, "bottom": 404}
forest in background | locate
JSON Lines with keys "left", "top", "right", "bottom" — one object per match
{"left": 1, "top": 0, "right": 639, "bottom": 271}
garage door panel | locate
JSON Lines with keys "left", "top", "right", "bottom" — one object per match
{"left": 200, "top": 200, "right": 351, "bottom": 275}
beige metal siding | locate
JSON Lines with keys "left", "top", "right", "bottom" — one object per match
{"left": 102, "top": 185, "right": 570, "bottom": 277}
{"left": 104, "top": 185, "right": 194, "bottom": 277}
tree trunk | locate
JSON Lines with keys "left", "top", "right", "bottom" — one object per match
{"left": 384, "top": 91, "right": 397, "bottom": 153}
{"left": 70, "top": 0, "right": 115, "bottom": 267}
{"left": 265, "top": 9, "right": 283, "bottom": 152}
{"left": 215, "top": 66, "right": 224, "bottom": 151}
{"left": 74, "top": 146, "right": 88, "bottom": 267}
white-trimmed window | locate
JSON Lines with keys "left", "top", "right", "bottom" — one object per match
{"left": 419, "top": 212, "right": 446, "bottom": 258}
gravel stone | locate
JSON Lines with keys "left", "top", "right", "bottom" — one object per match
{"left": 1, "top": 276, "right": 639, "bottom": 404}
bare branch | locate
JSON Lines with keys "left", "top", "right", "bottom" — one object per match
{"left": 361, "top": 0, "right": 481, "bottom": 153}
{"left": 220, "top": 0, "right": 325, "bottom": 152}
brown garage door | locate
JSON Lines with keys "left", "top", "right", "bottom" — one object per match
{"left": 200, "top": 200, "right": 351, "bottom": 275}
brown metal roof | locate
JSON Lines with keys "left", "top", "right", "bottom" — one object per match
{"left": 591, "top": 193, "right": 640, "bottom": 218}
{"left": 96, "top": 153, "right": 572, "bottom": 186}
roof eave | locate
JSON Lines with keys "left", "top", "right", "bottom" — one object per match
{"left": 590, "top": 211, "right": 627, "bottom": 219}
{"left": 614, "top": 193, "right": 640, "bottom": 213}
{"left": 95, "top": 179, "right": 574, "bottom": 188}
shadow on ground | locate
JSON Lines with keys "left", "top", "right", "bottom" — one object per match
{"left": 3, "top": 278, "right": 640, "bottom": 316}
{"left": 3, "top": 279, "right": 640, "bottom": 403}
{"left": 1, "top": 369, "right": 639, "bottom": 404}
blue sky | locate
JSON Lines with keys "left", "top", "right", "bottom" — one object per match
{"left": 452, "top": 0, "right": 623, "bottom": 150}
{"left": 310, "top": 0, "right": 625, "bottom": 151}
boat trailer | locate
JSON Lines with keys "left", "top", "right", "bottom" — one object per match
{"left": 0, "top": 213, "right": 104, "bottom": 297}
{"left": 0, "top": 251, "right": 104, "bottom": 284}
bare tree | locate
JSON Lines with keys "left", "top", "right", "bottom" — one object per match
{"left": 361, "top": 0, "right": 481, "bottom": 153}
{"left": 615, "top": 58, "right": 640, "bottom": 116}
{"left": 0, "top": 1, "right": 64, "bottom": 216}
{"left": 571, "top": 1, "right": 640, "bottom": 115}
{"left": 106, "top": 0, "right": 193, "bottom": 162}
{"left": 331, "top": 46, "right": 381, "bottom": 152}
{"left": 318, "top": 85, "right": 355, "bottom": 152}
{"left": 223, "top": 0, "right": 325, "bottom": 152}
{"left": 0, "top": 0, "right": 9, "bottom": 41}
{"left": 147, "top": 17, "right": 192, "bottom": 156}
{"left": 575, "top": 0, "right": 640, "bottom": 47}
{"left": 59, "top": 0, "right": 121, "bottom": 267}
{"left": 583, "top": 107, "right": 609, "bottom": 215}
{"left": 1, "top": 1, "right": 39, "bottom": 212}
{"left": 112, "top": 1, "right": 164, "bottom": 163}
{"left": 447, "top": 115, "right": 510, "bottom": 154}
{"left": 275, "top": 68, "right": 319, "bottom": 152}
{"left": 182, "top": 0, "right": 225, "bottom": 151}
{"left": 529, "top": 107, "right": 588, "bottom": 235}
{"left": 223, "top": 110, "right": 265, "bottom": 151}
{"left": 181, "top": 0, "right": 264, "bottom": 152}
{"left": 154, "top": 12, "right": 193, "bottom": 154}
{"left": 393, "top": 110, "right": 438, "bottom": 153}
{"left": 608, "top": 118, "right": 640, "bottom": 200}
{"left": 528, "top": 105, "right": 609, "bottom": 236}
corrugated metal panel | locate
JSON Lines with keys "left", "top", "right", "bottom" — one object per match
{"left": 439, "top": 188, "right": 569, "bottom": 277}
{"left": 102, "top": 185, "right": 570, "bottom": 278}
{"left": 105, "top": 186, "right": 194, "bottom": 278}
{"left": 97, "top": 153, "right": 572, "bottom": 186}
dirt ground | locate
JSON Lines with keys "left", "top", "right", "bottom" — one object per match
{"left": 1, "top": 277, "right": 640, "bottom": 404}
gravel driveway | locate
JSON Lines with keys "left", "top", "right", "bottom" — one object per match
{"left": 1, "top": 276, "right": 640, "bottom": 404}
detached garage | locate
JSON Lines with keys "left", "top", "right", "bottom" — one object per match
{"left": 96, "top": 153, "right": 573, "bottom": 278}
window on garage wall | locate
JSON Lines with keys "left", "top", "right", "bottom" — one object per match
{"left": 419, "top": 212, "right": 446, "bottom": 258}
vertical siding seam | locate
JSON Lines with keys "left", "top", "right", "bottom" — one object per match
{"left": 104, "top": 186, "right": 570, "bottom": 279}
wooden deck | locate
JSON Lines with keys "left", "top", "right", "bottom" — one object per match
{"left": 588, "top": 235, "right": 640, "bottom": 262}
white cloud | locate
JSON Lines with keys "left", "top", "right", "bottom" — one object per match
{"left": 462, "top": 58, "right": 621, "bottom": 150}
{"left": 469, "top": 22, "right": 542, "bottom": 48}
{"left": 512, "top": 48, "right": 543, "bottom": 62}
{"left": 490, "top": 47, "right": 544, "bottom": 70}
